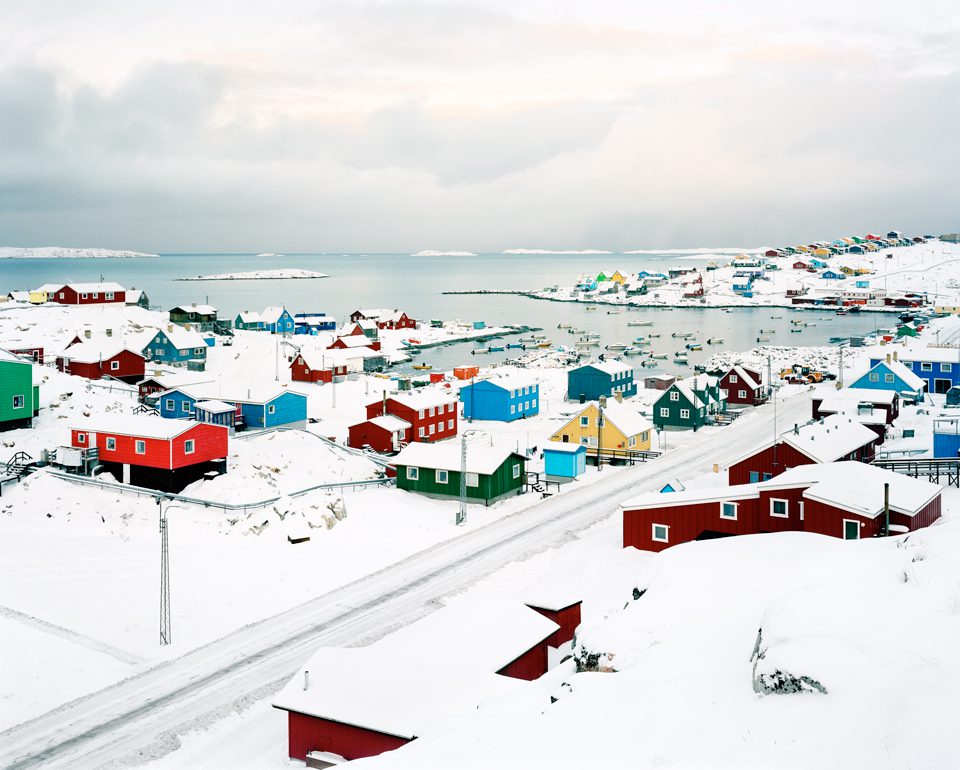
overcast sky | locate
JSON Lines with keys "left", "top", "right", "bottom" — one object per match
{"left": 0, "top": 1, "right": 957, "bottom": 252}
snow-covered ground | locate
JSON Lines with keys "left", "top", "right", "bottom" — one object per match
{"left": 0, "top": 247, "right": 159, "bottom": 258}
{"left": 176, "top": 269, "right": 329, "bottom": 281}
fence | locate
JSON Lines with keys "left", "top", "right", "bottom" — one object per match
{"left": 871, "top": 458, "right": 960, "bottom": 487}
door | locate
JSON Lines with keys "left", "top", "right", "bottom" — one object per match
{"left": 122, "top": 463, "right": 131, "bottom": 484}
{"left": 843, "top": 519, "right": 860, "bottom": 540}
{"left": 935, "top": 378, "right": 952, "bottom": 394}
{"left": 562, "top": 434, "right": 569, "bottom": 442}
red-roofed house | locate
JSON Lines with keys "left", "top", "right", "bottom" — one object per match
{"left": 720, "top": 364, "right": 766, "bottom": 406}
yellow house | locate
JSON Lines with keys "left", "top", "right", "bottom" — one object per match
{"left": 839, "top": 265, "right": 856, "bottom": 275}
{"left": 609, "top": 270, "right": 627, "bottom": 285}
{"left": 812, "top": 247, "right": 832, "bottom": 257}
{"left": 549, "top": 401, "right": 652, "bottom": 458}
{"left": 29, "top": 290, "right": 48, "bottom": 304}
{"left": 796, "top": 245, "right": 811, "bottom": 253}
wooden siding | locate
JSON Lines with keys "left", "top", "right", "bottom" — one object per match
{"left": 58, "top": 349, "right": 145, "bottom": 382}
{"left": 728, "top": 443, "right": 813, "bottom": 485}
{"left": 496, "top": 641, "right": 549, "bottom": 681}
{"left": 72, "top": 423, "right": 226, "bottom": 470}
{"left": 549, "top": 403, "right": 651, "bottom": 453}
{"left": 623, "top": 496, "right": 760, "bottom": 552}
{"left": 348, "top": 421, "right": 404, "bottom": 453}
{"left": 567, "top": 367, "right": 636, "bottom": 401}
{"left": 52, "top": 286, "right": 125, "bottom": 305}
{"left": 285, "top": 710, "right": 410, "bottom": 762}
{"left": 368, "top": 398, "right": 457, "bottom": 443}
{"left": 395, "top": 455, "right": 525, "bottom": 504}
{"left": 528, "top": 603, "right": 581, "bottom": 648}
{"left": 0, "top": 359, "right": 35, "bottom": 427}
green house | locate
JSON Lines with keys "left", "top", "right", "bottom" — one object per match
{"left": 653, "top": 375, "right": 726, "bottom": 431}
{"left": 392, "top": 443, "right": 527, "bottom": 505}
{"left": 0, "top": 349, "right": 39, "bottom": 431}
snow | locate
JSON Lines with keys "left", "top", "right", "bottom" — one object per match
{"left": 367, "top": 414, "right": 411, "bottom": 432}
{"left": 73, "top": 415, "right": 205, "bottom": 440}
{"left": 580, "top": 359, "right": 632, "bottom": 376}
{"left": 392, "top": 441, "right": 522, "bottom": 475}
{"left": 56, "top": 339, "right": 140, "bottom": 363}
{"left": 410, "top": 250, "right": 477, "bottom": 257}
{"left": 592, "top": 401, "right": 651, "bottom": 437}
{"left": 778, "top": 414, "right": 878, "bottom": 463}
{"left": 177, "top": 270, "right": 329, "bottom": 281}
{"left": 170, "top": 303, "right": 217, "bottom": 315}
{"left": 0, "top": 247, "right": 159, "bottom": 259}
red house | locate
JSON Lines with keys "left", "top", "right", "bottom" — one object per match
{"left": 347, "top": 415, "right": 411, "bottom": 453}
{"left": 764, "top": 249, "right": 780, "bottom": 258}
{"left": 7, "top": 346, "right": 43, "bottom": 364}
{"left": 720, "top": 365, "right": 766, "bottom": 406}
{"left": 71, "top": 416, "right": 228, "bottom": 492}
{"left": 56, "top": 341, "right": 145, "bottom": 384}
{"left": 622, "top": 461, "right": 942, "bottom": 552}
{"left": 792, "top": 260, "right": 809, "bottom": 270}
{"left": 349, "top": 308, "right": 417, "bottom": 330}
{"left": 812, "top": 387, "right": 899, "bottom": 425}
{"left": 290, "top": 350, "right": 349, "bottom": 384}
{"left": 328, "top": 335, "right": 381, "bottom": 352}
{"left": 726, "top": 414, "right": 878, "bottom": 485}
{"left": 360, "top": 391, "right": 458, "bottom": 445}
{"left": 273, "top": 600, "right": 558, "bottom": 764}
{"left": 45, "top": 282, "right": 126, "bottom": 305}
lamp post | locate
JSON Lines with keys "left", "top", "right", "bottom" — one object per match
{"left": 157, "top": 499, "right": 182, "bottom": 646}
{"left": 458, "top": 429, "right": 488, "bottom": 526}
{"left": 596, "top": 395, "right": 607, "bottom": 471}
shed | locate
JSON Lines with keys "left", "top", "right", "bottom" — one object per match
{"left": 543, "top": 442, "right": 587, "bottom": 479}
{"left": 56, "top": 341, "right": 145, "bottom": 384}
{"left": 347, "top": 415, "right": 411, "bottom": 454}
{"left": 524, "top": 595, "right": 582, "bottom": 647}
{"left": 644, "top": 374, "right": 676, "bottom": 391}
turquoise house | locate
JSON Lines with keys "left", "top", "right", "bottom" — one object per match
{"left": 143, "top": 327, "right": 208, "bottom": 365}
{"left": 544, "top": 443, "right": 586, "bottom": 479}
{"left": 849, "top": 359, "right": 926, "bottom": 403}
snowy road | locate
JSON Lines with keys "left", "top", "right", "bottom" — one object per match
{"left": 1, "top": 392, "right": 812, "bottom": 769}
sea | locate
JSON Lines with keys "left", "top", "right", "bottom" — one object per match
{"left": 0, "top": 252, "right": 888, "bottom": 373}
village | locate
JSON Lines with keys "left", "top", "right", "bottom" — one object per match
{"left": 3, "top": 235, "right": 960, "bottom": 769}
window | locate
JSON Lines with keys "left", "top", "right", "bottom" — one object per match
{"left": 181, "top": 402, "right": 190, "bottom": 413}
{"left": 843, "top": 519, "right": 860, "bottom": 540}
{"left": 628, "top": 436, "right": 636, "bottom": 448}
{"left": 524, "top": 401, "right": 529, "bottom": 410}
{"left": 92, "top": 293, "right": 99, "bottom": 299}
{"left": 184, "top": 439, "right": 195, "bottom": 454}
{"left": 868, "top": 373, "right": 879, "bottom": 382}
{"left": 398, "top": 429, "right": 406, "bottom": 440}
{"left": 465, "top": 472, "right": 479, "bottom": 488}
{"left": 105, "top": 292, "right": 114, "bottom": 300}
{"left": 165, "top": 399, "right": 174, "bottom": 411}
{"left": 641, "top": 431, "right": 649, "bottom": 442}
{"left": 111, "top": 360, "right": 120, "bottom": 371}
{"left": 155, "top": 348, "right": 165, "bottom": 356}
{"left": 580, "top": 416, "right": 590, "bottom": 427}
{"left": 418, "top": 426, "right": 425, "bottom": 438}
{"left": 268, "top": 404, "right": 276, "bottom": 414}
{"left": 680, "top": 408, "right": 690, "bottom": 419}
{"left": 942, "top": 363, "right": 953, "bottom": 372}
{"left": 12, "top": 394, "right": 24, "bottom": 409}
{"left": 447, "top": 419, "right": 453, "bottom": 429}
{"left": 721, "top": 501, "right": 738, "bottom": 520}
{"left": 428, "top": 407, "right": 435, "bottom": 417}
{"left": 580, "top": 436, "right": 590, "bottom": 445}
{"left": 512, "top": 463, "right": 521, "bottom": 479}
{"left": 407, "top": 466, "right": 419, "bottom": 480}
{"left": 429, "top": 424, "right": 435, "bottom": 435}
{"left": 652, "top": 524, "right": 669, "bottom": 543}
{"left": 884, "top": 374, "right": 894, "bottom": 383}
{"left": 659, "top": 407, "right": 669, "bottom": 417}
{"left": 77, "top": 432, "right": 86, "bottom": 444}
{"left": 81, "top": 293, "right": 88, "bottom": 299}
{"left": 532, "top": 399, "right": 537, "bottom": 408}
{"left": 510, "top": 404, "right": 516, "bottom": 415}
{"left": 105, "top": 437, "right": 116, "bottom": 451}
{"left": 436, "top": 469, "right": 448, "bottom": 484}
{"left": 729, "top": 374, "right": 738, "bottom": 383}
{"left": 670, "top": 391, "right": 679, "bottom": 401}
{"left": 511, "top": 389, "right": 517, "bottom": 398}
{"left": 738, "top": 390, "right": 746, "bottom": 398}
{"left": 59, "top": 292, "right": 64, "bottom": 299}
{"left": 770, "top": 498, "right": 789, "bottom": 517}
{"left": 418, "top": 409, "right": 425, "bottom": 420}
{"left": 921, "top": 362, "right": 933, "bottom": 372}
{"left": 135, "top": 440, "right": 146, "bottom": 454}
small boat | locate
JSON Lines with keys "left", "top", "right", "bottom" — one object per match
{"left": 791, "top": 319, "right": 804, "bottom": 325}
{"left": 642, "top": 359, "right": 658, "bottom": 367}
{"left": 506, "top": 343, "right": 525, "bottom": 350}
{"left": 685, "top": 343, "right": 703, "bottom": 351}
{"left": 536, "top": 341, "right": 552, "bottom": 348}
{"left": 606, "top": 343, "right": 629, "bottom": 351}
{"left": 488, "top": 345, "right": 505, "bottom": 352}
{"left": 758, "top": 328, "right": 776, "bottom": 333}
{"left": 606, "top": 310, "right": 620, "bottom": 315}
{"left": 790, "top": 328, "right": 803, "bottom": 333}
{"left": 519, "top": 336, "right": 540, "bottom": 343}
{"left": 671, "top": 332, "right": 693, "bottom": 339}
{"left": 568, "top": 328, "right": 586, "bottom": 334}
{"left": 651, "top": 353, "right": 668, "bottom": 360}
{"left": 829, "top": 336, "right": 848, "bottom": 343}
{"left": 756, "top": 336, "right": 770, "bottom": 343}
{"left": 674, "top": 356, "right": 689, "bottom": 365}
{"left": 847, "top": 306, "right": 861, "bottom": 313}
{"left": 627, "top": 320, "right": 650, "bottom": 327}
{"left": 412, "top": 363, "right": 433, "bottom": 370}
{"left": 770, "top": 315, "right": 782, "bottom": 319}
{"left": 707, "top": 337, "right": 724, "bottom": 344}
{"left": 472, "top": 347, "right": 490, "bottom": 355}
{"left": 648, "top": 333, "right": 661, "bottom": 338}
{"left": 623, "top": 347, "right": 643, "bottom": 356}
{"left": 804, "top": 322, "right": 817, "bottom": 328}
{"left": 557, "top": 323, "right": 572, "bottom": 329}
{"left": 634, "top": 338, "right": 651, "bottom": 346}
{"left": 836, "top": 309, "right": 848, "bottom": 315}
{"left": 585, "top": 306, "right": 597, "bottom": 312}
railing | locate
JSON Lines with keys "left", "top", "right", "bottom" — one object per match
{"left": 45, "top": 470, "right": 393, "bottom": 511}
{"left": 871, "top": 457, "right": 960, "bottom": 487}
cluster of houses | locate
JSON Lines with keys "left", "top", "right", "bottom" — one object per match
{"left": 6, "top": 282, "right": 150, "bottom": 309}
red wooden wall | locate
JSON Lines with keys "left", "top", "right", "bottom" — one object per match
{"left": 366, "top": 399, "right": 457, "bottom": 443}
{"left": 496, "top": 641, "right": 549, "bottom": 681}
{"left": 286, "top": 711, "right": 410, "bottom": 762}
{"left": 528, "top": 603, "right": 581, "bottom": 647}
{"left": 348, "top": 421, "right": 395, "bottom": 453}
{"left": 71, "top": 423, "right": 226, "bottom": 470}
{"left": 727, "top": 443, "right": 814, "bottom": 485}
{"left": 623, "top": 496, "right": 760, "bottom": 552}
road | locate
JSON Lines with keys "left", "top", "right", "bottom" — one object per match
{"left": 1, "top": 392, "right": 811, "bottom": 769}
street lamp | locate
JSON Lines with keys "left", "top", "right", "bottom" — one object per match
{"left": 458, "top": 429, "right": 489, "bottom": 526}
{"left": 156, "top": 499, "right": 183, "bottom": 646}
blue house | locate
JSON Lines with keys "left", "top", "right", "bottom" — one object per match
{"left": 821, "top": 269, "right": 845, "bottom": 280}
{"left": 848, "top": 245, "right": 865, "bottom": 254}
{"left": 544, "top": 443, "right": 586, "bottom": 479}
{"left": 870, "top": 350, "right": 960, "bottom": 395}
{"left": 158, "top": 385, "right": 308, "bottom": 429}
{"left": 809, "top": 258, "right": 829, "bottom": 269}
{"left": 294, "top": 313, "right": 337, "bottom": 334}
{"left": 234, "top": 311, "right": 263, "bottom": 331}
{"left": 934, "top": 417, "right": 960, "bottom": 458}
{"left": 855, "top": 279, "right": 870, "bottom": 289}
{"left": 143, "top": 326, "right": 208, "bottom": 365}
{"left": 260, "top": 306, "right": 295, "bottom": 334}
{"left": 850, "top": 359, "right": 926, "bottom": 402}
{"left": 460, "top": 377, "right": 539, "bottom": 422}
{"left": 567, "top": 361, "right": 636, "bottom": 401}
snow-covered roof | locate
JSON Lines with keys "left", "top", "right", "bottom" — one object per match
{"left": 332, "top": 335, "right": 376, "bottom": 349}
{"left": 544, "top": 442, "right": 585, "bottom": 454}
{"left": 622, "top": 483, "right": 761, "bottom": 510}
{"left": 7, "top": 291, "right": 30, "bottom": 302}
{"left": 0, "top": 348, "right": 34, "bottom": 364}
{"left": 64, "top": 282, "right": 126, "bottom": 293}
{"left": 368, "top": 415, "right": 412, "bottom": 432}
{"left": 297, "top": 349, "right": 353, "bottom": 370}
{"left": 171, "top": 304, "right": 217, "bottom": 315}
{"left": 854, "top": 358, "right": 925, "bottom": 392}
{"left": 780, "top": 415, "right": 878, "bottom": 464}
{"left": 386, "top": 390, "right": 458, "bottom": 410}
{"left": 72, "top": 416, "right": 211, "bottom": 440}
{"left": 474, "top": 375, "right": 538, "bottom": 392}
{"left": 600, "top": 402, "right": 652, "bottom": 438}
{"left": 392, "top": 442, "right": 523, "bottom": 475}
{"left": 34, "top": 283, "right": 63, "bottom": 294}
{"left": 151, "top": 325, "right": 206, "bottom": 350}
{"left": 816, "top": 387, "right": 898, "bottom": 407}
{"left": 885, "top": 346, "right": 960, "bottom": 365}
{"left": 57, "top": 340, "right": 140, "bottom": 364}
{"left": 237, "top": 311, "right": 261, "bottom": 323}
{"left": 194, "top": 400, "right": 235, "bottom": 414}
{"left": 671, "top": 381, "right": 705, "bottom": 408}
{"left": 728, "top": 365, "right": 761, "bottom": 391}
{"left": 582, "top": 360, "right": 633, "bottom": 376}
{"left": 161, "top": 382, "right": 306, "bottom": 405}
{"left": 260, "top": 306, "right": 288, "bottom": 324}
{"left": 272, "top": 600, "right": 553, "bottom": 738}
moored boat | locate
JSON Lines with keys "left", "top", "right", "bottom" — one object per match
{"left": 606, "top": 342, "right": 629, "bottom": 351}
{"left": 685, "top": 343, "right": 703, "bottom": 351}
{"left": 707, "top": 337, "right": 724, "bottom": 344}
{"left": 412, "top": 363, "right": 433, "bottom": 370}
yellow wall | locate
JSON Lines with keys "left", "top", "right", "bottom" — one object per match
{"left": 610, "top": 271, "right": 627, "bottom": 285}
{"left": 549, "top": 403, "right": 651, "bottom": 453}
{"left": 29, "top": 291, "right": 47, "bottom": 304}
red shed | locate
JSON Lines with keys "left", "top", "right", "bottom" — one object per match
{"left": 273, "top": 600, "right": 558, "bottom": 763}
{"left": 291, "top": 350, "right": 348, "bottom": 383}
{"left": 526, "top": 596, "right": 583, "bottom": 648}
{"left": 622, "top": 461, "right": 941, "bottom": 552}
{"left": 8, "top": 346, "right": 43, "bottom": 364}
{"left": 720, "top": 364, "right": 766, "bottom": 407}
{"left": 48, "top": 282, "right": 126, "bottom": 305}
{"left": 726, "top": 414, "right": 877, "bottom": 485}
{"left": 792, "top": 260, "right": 809, "bottom": 270}
{"left": 56, "top": 341, "right": 145, "bottom": 384}
{"left": 378, "top": 311, "right": 416, "bottom": 330}
{"left": 364, "top": 391, "right": 458, "bottom": 444}
{"left": 71, "top": 416, "right": 228, "bottom": 492}
{"left": 347, "top": 415, "right": 411, "bottom": 453}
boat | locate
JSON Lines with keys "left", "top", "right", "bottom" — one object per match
{"left": 651, "top": 353, "right": 668, "bottom": 360}
{"left": 412, "top": 363, "right": 433, "bottom": 370}
{"left": 488, "top": 345, "right": 505, "bottom": 352}
{"left": 671, "top": 332, "right": 693, "bottom": 339}
{"left": 506, "top": 343, "right": 525, "bottom": 350}
{"left": 606, "top": 343, "right": 629, "bottom": 351}
{"left": 642, "top": 359, "right": 658, "bottom": 367}
{"left": 790, "top": 319, "right": 804, "bottom": 325}
{"left": 557, "top": 323, "right": 572, "bottom": 329}
{"left": 623, "top": 347, "right": 643, "bottom": 356}
{"left": 770, "top": 315, "right": 782, "bottom": 319}
{"left": 829, "top": 336, "right": 848, "bottom": 344}
{"left": 756, "top": 336, "right": 770, "bottom": 343}
{"left": 847, "top": 306, "right": 861, "bottom": 313}
{"left": 634, "top": 338, "right": 651, "bottom": 346}
{"left": 648, "top": 333, "right": 661, "bottom": 338}
{"left": 758, "top": 328, "right": 775, "bottom": 333}
{"left": 685, "top": 343, "right": 703, "bottom": 351}
{"left": 804, "top": 322, "right": 817, "bottom": 327}
{"left": 472, "top": 347, "right": 490, "bottom": 355}
{"left": 568, "top": 328, "right": 586, "bottom": 334}
{"left": 606, "top": 310, "right": 620, "bottom": 315}
{"left": 836, "top": 309, "right": 848, "bottom": 315}
{"left": 790, "top": 328, "right": 803, "bottom": 333}
{"left": 707, "top": 337, "right": 724, "bottom": 344}
{"left": 585, "top": 306, "right": 597, "bottom": 312}
{"left": 674, "top": 356, "right": 689, "bottom": 365}
{"left": 536, "top": 341, "right": 552, "bottom": 348}
{"left": 519, "top": 337, "right": 540, "bottom": 343}
{"left": 627, "top": 320, "right": 653, "bottom": 327}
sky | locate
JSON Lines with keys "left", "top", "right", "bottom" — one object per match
{"left": 0, "top": 0, "right": 957, "bottom": 253}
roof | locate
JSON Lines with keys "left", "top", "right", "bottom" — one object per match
{"left": 63, "top": 282, "right": 126, "bottom": 293}
{"left": 161, "top": 383, "right": 306, "bottom": 405}
{"left": 868, "top": 345, "right": 960, "bottom": 365}
{"left": 0, "top": 348, "right": 35, "bottom": 365}
{"left": 237, "top": 311, "right": 261, "bottom": 323}
{"left": 855, "top": 359, "right": 925, "bottom": 392}
{"left": 728, "top": 365, "right": 761, "bottom": 391}
{"left": 356, "top": 308, "right": 395, "bottom": 319}
{"left": 468, "top": 375, "right": 538, "bottom": 393}
{"left": 194, "top": 400, "right": 235, "bottom": 414}
{"left": 622, "top": 483, "right": 762, "bottom": 509}
{"left": 151, "top": 326, "right": 207, "bottom": 350}
{"left": 272, "top": 600, "right": 553, "bottom": 738}
{"left": 544, "top": 442, "right": 586, "bottom": 454}
{"left": 598, "top": 401, "right": 652, "bottom": 438}
{"left": 780, "top": 415, "right": 877, "bottom": 464}
{"left": 171, "top": 304, "right": 217, "bottom": 315}
{"left": 72, "top": 415, "right": 213, "bottom": 440}
{"left": 816, "top": 387, "right": 898, "bottom": 407}
{"left": 384, "top": 390, "right": 458, "bottom": 411}
{"left": 296, "top": 349, "right": 353, "bottom": 370}
{"left": 392, "top": 442, "right": 524, "bottom": 475}
{"left": 260, "top": 306, "right": 289, "bottom": 324}
{"left": 57, "top": 340, "right": 141, "bottom": 364}
{"left": 368, "top": 415, "right": 412, "bottom": 432}
{"left": 670, "top": 381, "right": 705, "bottom": 408}
{"left": 577, "top": 360, "right": 633, "bottom": 376}
{"left": 332, "top": 335, "right": 375, "bottom": 349}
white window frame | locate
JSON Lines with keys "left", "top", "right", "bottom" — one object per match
{"left": 510, "top": 404, "right": 516, "bottom": 415}
{"left": 105, "top": 291, "right": 115, "bottom": 300}
{"left": 941, "top": 363, "right": 952, "bottom": 372}
{"left": 428, "top": 406, "right": 435, "bottom": 417}
{"left": 111, "top": 360, "right": 120, "bottom": 371}
{"left": 135, "top": 440, "right": 146, "bottom": 454}
{"left": 670, "top": 391, "right": 679, "bottom": 401}
{"left": 465, "top": 471, "right": 479, "bottom": 487}
{"left": 720, "top": 501, "right": 738, "bottom": 520}
{"left": 680, "top": 408, "right": 690, "bottom": 419}
{"left": 77, "top": 432, "right": 86, "bottom": 444}
{"left": 920, "top": 362, "right": 933, "bottom": 372}
{"left": 184, "top": 439, "right": 195, "bottom": 454}
{"left": 418, "top": 426, "right": 425, "bottom": 438}
{"left": 738, "top": 389, "right": 746, "bottom": 398}
{"left": 407, "top": 466, "right": 419, "bottom": 480}
{"left": 842, "top": 518, "right": 860, "bottom": 540}
{"left": 770, "top": 498, "right": 789, "bottom": 518}
{"left": 81, "top": 293, "right": 88, "bottom": 299}
{"left": 868, "top": 372, "right": 879, "bottom": 382}
{"left": 12, "top": 394, "right": 24, "bottom": 409}
{"left": 729, "top": 374, "right": 738, "bottom": 383}
{"left": 531, "top": 398, "right": 537, "bottom": 408}
{"left": 268, "top": 404, "right": 276, "bottom": 415}
{"left": 652, "top": 523, "right": 669, "bottom": 543}
{"left": 435, "top": 469, "right": 448, "bottom": 484}
{"left": 884, "top": 373, "right": 894, "bottom": 383}
{"left": 428, "top": 424, "right": 435, "bottom": 435}
{"left": 580, "top": 416, "right": 590, "bottom": 427}
{"left": 447, "top": 419, "right": 453, "bottom": 429}
{"left": 165, "top": 399, "right": 175, "bottom": 411}
{"left": 512, "top": 463, "right": 521, "bottom": 479}
{"left": 659, "top": 407, "right": 669, "bottom": 417}
{"left": 628, "top": 436, "right": 636, "bottom": 448}
{"left": 105, "top": 437, "right": 116, "bottom": 451}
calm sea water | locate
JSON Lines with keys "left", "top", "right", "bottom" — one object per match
{"left": 0, "top": 253, "right": 886, "bottom": 372}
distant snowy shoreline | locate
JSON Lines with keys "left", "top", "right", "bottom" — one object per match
{"left": 411, "top": 250, "right": 477, "bottom": 257}
{"left": 176, "top": 269, "right": 330, "bottom": 281}
{"left": 0, "top": 246, "right": 159, "bottom": 259}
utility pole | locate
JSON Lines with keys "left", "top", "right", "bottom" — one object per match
{"left": 597, "top": 396, "right": 606, "bottom": 471}
{"left": 158, "top": 498, "right": 172, "bottom": 646}
{"left": 458, "top": 429, "right": 486, "bottom": 526}
{"left": 883, "top": 483, "right": 890, "bottom": 536}
{"left": 838, "top": 345, "right": 844, "bottom": 389}
{"left": 767, "top": 355, "right": 773, "bottom": 400}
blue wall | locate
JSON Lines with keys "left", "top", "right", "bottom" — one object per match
{"left": 933, "top": 431, "right": 960, "bottom": 459}
{"left": 265, "top": 309, "right": 295, "bottom": 334}
{"left": 159, "top": 389, "right": 198, "bottom": 418}
{"left": 567, "top": 365, "right": 636, "bottom": 401}
{"left": 852, "top": 361, "right": 922, "bottom": 398}
{"left": 870, "top": 356, "right": 960, "bottom": 394}
{"left": 160, "top": 388, "right": 306, "bottom": 428}
{"left": 144, "top": 331, "right": 208, "bottom": 363}
{"left": 544, "top": 445, "right": 586, "bottom": 478}
{"left": 460, "top": 381, "right": 539, "bottom": 422}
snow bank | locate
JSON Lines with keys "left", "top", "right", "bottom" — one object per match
{"left": 0, "top": 246, "right": 159, "bottom": 258}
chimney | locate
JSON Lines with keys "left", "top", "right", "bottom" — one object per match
{"left": 886, "top": 353, "right": 891, "bottom": 364}
{"left": 167, "top": 324, "right": 174, "bottom": 332}
{"left": 84, "top": 329, "right": 92, "bottom": 339}
{"left": 893, "top": 351, "right": 898, "bottom": 361}
{"left": 614, "top": 391, "right": 623, "bottom": 403}
{"left": 192, "top": 302, "right": 197, "bottom": 308}
{"left": 304, "top": 670, "right": 310, "bottom": 691}
{"left": 579, "top": 393, "right": 585, "bottom": 404}
{"left": 105, "top": 328, "right": 113, "bottom": 337}
{"left": 794, "top": 423, "right": 798, "bottom": 434}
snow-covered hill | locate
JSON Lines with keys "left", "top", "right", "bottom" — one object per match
{"left": 0, "top": 247, "right": 159, "bottom": 259}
